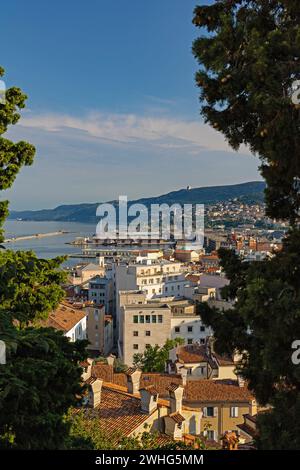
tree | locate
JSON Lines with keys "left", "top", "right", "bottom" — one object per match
{"left": 133, "top": 338, "right": 184, "bottom": 373}
{"left": 0, "top": 66, "right": 35, "bottom": 242}
{"left": 193, "top": 0, "right": 300, "bottom": 224}
{"left": 193, "top": 1, "right": 300, "bottom": 449}
{"left": 0, "top": 250, "right": 67, "bottom": 327}
{"left": 0, "top": 66, "right": 88, "bottom": 449}
{"left": 0, "top": 320, "right": 88, "bottom": 449}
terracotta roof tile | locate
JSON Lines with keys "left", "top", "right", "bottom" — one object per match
{"left": 169, "top": 412, "right": 185, "bottom": 424}
{"left": 41, "top": 302, "right": 86, "bottom": 333}
{"left": 185, "top": 380, "right": 254, "bottom": 403}
{"left": 79, "top": 386, "right": 154, "bottom": 437}
{"left": 140, "top": 385, "right": 159, "bottom": 396}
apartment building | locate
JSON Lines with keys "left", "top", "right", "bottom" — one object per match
{"left": 114, "top": 255, "right": 188, "bottom": 334}
{"left": 115, "top": 256, "right": 187, "bottom": 300}
{"left": 119, "top": 303, "right": 171, "bottom": 365}
{"left": 88, "top": 275, "right": 114, "bottom": 314}
{"left": 68, "top": 259, "right": 105, "bottom": 286}
{"left": 86, "top": 304, "right": 113, "bottom": 356}
{"left": 184, "top": 380, "right": 257, "bottom": 442}
{"left": 153, "top": 298, "right": 212, "bottom": 346}
{"left": 119, "top": 298, "right": 213, "bottom": 365}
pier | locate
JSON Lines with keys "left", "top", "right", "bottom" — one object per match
{"left": 4, "top": 230, "right": 70, "bottom": 243}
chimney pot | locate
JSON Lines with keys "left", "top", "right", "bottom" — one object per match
{"left": 125, "top": 368, "right": 142, "bottom": 395}
{"left": 107, "top": 354, "right": 116, "bottom": 367}
{"left": 88, "top": 378, "right": 103, "bottom": 408}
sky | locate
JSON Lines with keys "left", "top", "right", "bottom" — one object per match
{"left": 0, "top": 0, "right": 261, "bottom": 210}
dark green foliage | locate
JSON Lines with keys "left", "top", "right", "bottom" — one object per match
{"left": 193, "top": 0, "right": 300, "bottom": 223}
{"left": 0, "top": 250, "right": 67, "bottom": 326}
{"left": 0, "top": 67, "right": 35, "bottom": 242}
{"left": 0, "top": 320, "right": 88, "bottom": 449}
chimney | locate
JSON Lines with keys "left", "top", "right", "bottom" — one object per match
{"left": 237, "top": 375, "right": 245, "bottom": 387}
{"left": 107, "top": 354, "right": 116, "bottom": 367}
{"left": 140, "top": 386, "right": 159, "bottom": 414}
{"left": 82, "top": 358, "right": 93, "bottom": 382}
{"left": 205, "top": 336, "right": 215, "bottom": 357}
{"left": 164, "top": 413, "right": 185, "bottom": 440}
{"left": 168, "top": 345, "right": 178, "bottom": 364}
{"left": 125, "top": 367, "right": 142, "bottom": 395}
{"left": 178, "top": 366, "right": 188, "bottom": 386}
{"left": 250, "top": 399, "right": 257, "bottom": 416}
{"left": 88, "top": 378, "right": 103, "bottom": 408}
{"left": 0, "top": 340, "right": 6, "bottom": 365}
{"left": 168, "top": 383, "right": 184, "bottom": 414}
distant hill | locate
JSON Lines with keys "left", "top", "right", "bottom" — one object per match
{"left": 8, "top": 181, "right": 266, "bottom": 223}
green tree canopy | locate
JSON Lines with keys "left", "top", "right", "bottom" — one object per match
{"left": 193, "top": 0, "right": 300, "bottom": 223}
{"left": 133, "top": 338, "right": 184, "bottom": 373}
{"left": 0, "top": 67, "right": 35, "bottom": 242}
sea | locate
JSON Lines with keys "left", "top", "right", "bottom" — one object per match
{"left": 3, "top": 220, "right": 96, "bottom": 267}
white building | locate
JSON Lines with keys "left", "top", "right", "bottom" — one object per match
{"left": 45, "top": 302, "right": 87, "bottom": 342}
{"left": 114, "top": 255, "right": 188, "bottom": 333}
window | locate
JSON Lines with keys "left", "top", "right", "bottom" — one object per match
{"left": 133, "top": 331, "right": 138, "bottom": 337}
{"left": 188, "top": 326, "right": 193, "bottom": 333}
{"left": 133, "top": 344, "right": 139, "bottom": 350}
{"left": 145, "top": 331, "right": 151, "bottom": 336}
{"left": 95, "top": 324, "right": 98, "bottom": 330}
{"left": 206, "top": 430, "right": 215, "bottom": 440}
{"left": 94, "top": 311, "right": 99, "bottom": 321}
{"left": 206, "top": 407, "right": 214, "bottom": 417}
{"left": 200, "top": 326, "right": 205, "bottom": 332}
{"left": 200, "top": 338, "right": 205, "bottom": 344}
{"left": 145, "top": 344, "right": 151, "bottom": 348}
{"left": 152, "top": 289, "right": 155, "bottom": 294}
{"left": 187, "top": 339, "right": 193, "bottom": 345}
{"left": 158, "top": 315, "right": 163, "bottom": 323}
{"left": 133, "top": 315, "right": 138, "bottom": 323}
{"left": 175, "top": 326, "right": 180, "bottom": 333}
{"left": 152, "top": 315, "right": 157, "bottom": 323}
{"left": 139, "top": 315, "right": 145, "bottom": 323}
{"left": 165, "top": 287, "right": 168, "bottom": 292}
{"left": 230, "top": 407, "right": 239, "bottom": 418}
{"left": 146, "top": 315, "right": 151, "bottom": 323}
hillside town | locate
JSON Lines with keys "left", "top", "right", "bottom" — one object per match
{"left": 38, "top": 219, "right": 280, "bottom": 449}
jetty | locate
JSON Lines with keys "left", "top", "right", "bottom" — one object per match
{"left": 4, "top": 230, "right": 70, "bottom": 243}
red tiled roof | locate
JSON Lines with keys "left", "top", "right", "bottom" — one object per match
{"left": 41, "top": 302, "right": 86, "bottom": 332}
{"left": 78, "top": 386, "right": 153, "bottom": 437}
{"left": 91, "top": 366, "right": 252, "bottom": 404}
{"left": 185, "top": 380, "right": 254, "bottom": 403}
{"left": 169, "top": 412, "right": 185, "bottom": 423}
{"left": 140, "top": 385, "right": 159, "bottom": 396}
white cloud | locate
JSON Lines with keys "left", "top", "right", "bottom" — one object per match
{"left": 15, "top": 111, "right": 250, "bottom": 155}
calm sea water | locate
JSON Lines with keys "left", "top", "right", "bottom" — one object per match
{"left": 3, "top": 220, "right": 96, "bottom": 266}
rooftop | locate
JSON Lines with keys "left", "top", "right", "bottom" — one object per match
{"left": 41, "top": 302, "right": 86, "bottom": 333}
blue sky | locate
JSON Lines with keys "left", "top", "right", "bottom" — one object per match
{"left": 1, "top": 0, "right": 261, "bottom": 210}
